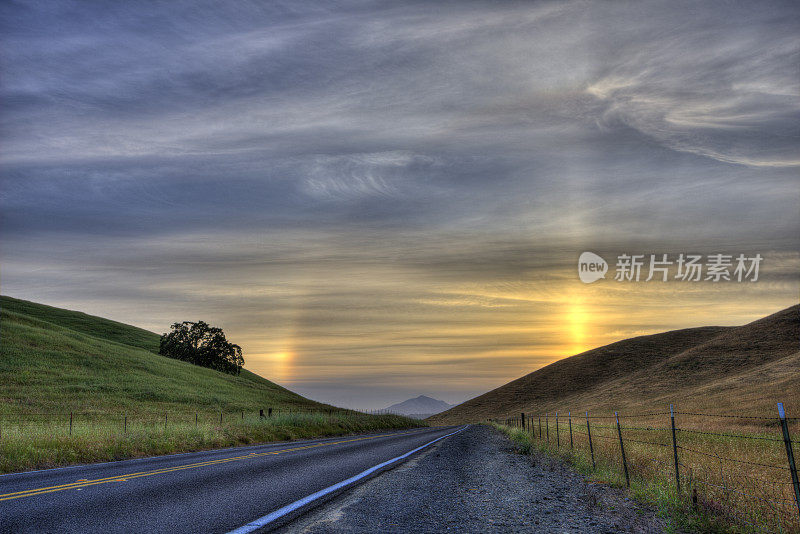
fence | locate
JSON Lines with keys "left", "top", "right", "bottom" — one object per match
{"left": 0, "top": 407, "right": 389, "bottom": 439}
{"left": 494, "top": 403, "right": 800, "bottom": 533}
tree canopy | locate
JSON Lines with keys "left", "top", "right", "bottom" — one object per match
{"left": 159, "top": 321, "right": 244, "bottom": 375}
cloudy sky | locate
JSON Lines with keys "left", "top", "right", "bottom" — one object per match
{"left": 1, "top": 1, "right": 798, "bottom": 409}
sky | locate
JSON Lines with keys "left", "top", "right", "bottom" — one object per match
{"left": 1, "top": 1, "right": 798, "bottom": 409}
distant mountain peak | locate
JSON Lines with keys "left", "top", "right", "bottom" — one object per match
{"left": 384, "top": 395, "right": 453, "bottom": 417}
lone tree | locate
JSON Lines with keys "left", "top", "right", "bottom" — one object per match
{"left": 159, "top": 321, "right": 244, "bottom": 375}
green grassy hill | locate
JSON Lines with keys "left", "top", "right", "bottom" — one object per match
{"left": 0, "top": 296, "right": 418, "bottom": 473}
{"left": 0, "top": 295, "right": 329, "bottom": 415}
{"left": 1, "top": 296, "right": 161, "bottom": 353}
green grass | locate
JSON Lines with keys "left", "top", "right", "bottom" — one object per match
{"left": 0, "top": 295, "right": 422, "bottom": 472}
{"left": 0, "top": 295, "right": 334, "bottom": 414}
{"left": 0, "top": 295, "right": 161, "bottom": 353}
{"left": 0, "top": 412, "right": 419, "bottom": 474}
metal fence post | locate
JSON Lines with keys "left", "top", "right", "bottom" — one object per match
{"left": 521, "top": 412, "right": 525, "bottom": 432}
{"left": 556, "top": 412, "right": 560, "bottom": 448}
{"left": 586, "top": 411, "right": 595, "bottom": 469}
{"left": 615, "top": 412, "right": 630, "bottom": 488}
{"left": 69, "top": 412, "right": 73, "bottom": 436}
{"left": 670, "top": 404, "right": 680, "bottom": 494}
{"left": 569, "top": 412, "right": 573, "bottom": 449}
{"left": 124, "top": 415, "right": 127, "bottom": 434}
{"left": 220, "top": 410, "right": 223, "bottom": 425}
{"left": 778, "top": 403, "right": 800, "bottom": 521}
{"left": 164, "top": 413, "right": 167, "bottom": 432}
{"left": 538, "top": 416, "right": 541, "bottom": 439}
{"left": 546, "top": 413, "right": 549, "bottom": 445}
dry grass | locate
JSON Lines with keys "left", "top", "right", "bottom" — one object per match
{"left": 431, "top": 305, "right": 799, "bottom": 425}
{"left": 432, "top": 305, "right": 800, "bottom": 532}
{"left": 496, "top": 410, "right": 799, "bottom": 533}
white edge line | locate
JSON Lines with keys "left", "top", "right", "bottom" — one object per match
{"left": 227, "top": 425, "right": 469, "bottom": 534}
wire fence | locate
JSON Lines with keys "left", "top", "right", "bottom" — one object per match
{"left": 0, "top": 407, "right": 394, "bottom": 439}
{"left": 493, "top": 403, "right": 800, "bottom": 533}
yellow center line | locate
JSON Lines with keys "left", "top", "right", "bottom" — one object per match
{"left": 0, "top": 429, "right": 427, "bottom": 502}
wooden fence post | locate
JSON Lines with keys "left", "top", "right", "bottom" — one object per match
{"left": 615, "top": 412, "right": 630, "bottom": 488}
{"left": 778, "top": 403, "right": 800, "bottom": 522}
{"left": 670, "top": 404, "right": 680, "bottom": 493}
{"left": 586, "top": 411, "right": 595, "bottom": 469}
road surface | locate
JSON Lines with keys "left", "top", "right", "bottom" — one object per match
{"left": 284, "top": 425, "right": 675, "bottom": 533}
{"left": 0, "top": 426, "right": 463, "bottom": 533}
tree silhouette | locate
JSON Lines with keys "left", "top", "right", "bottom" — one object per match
{"left": 159, "top": 321, "right": 244, "bottom": 375}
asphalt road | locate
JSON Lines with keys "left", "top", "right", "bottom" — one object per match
{"left": 285, "top": 425, "right": 674, "bottom": 533}
{"left": 0, "top": 425, "right": 463, "bottom": 534}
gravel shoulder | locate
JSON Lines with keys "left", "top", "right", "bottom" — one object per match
{"left": 281, "top": 424, "right": 675, "bottom": 533}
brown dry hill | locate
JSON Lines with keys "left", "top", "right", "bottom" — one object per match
{"left": 430, "top": 304, "right": 799, "bottom": 423}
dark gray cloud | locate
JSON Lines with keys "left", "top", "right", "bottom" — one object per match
{"left": 1, "top": 0, "right": 798, "bottom": 408}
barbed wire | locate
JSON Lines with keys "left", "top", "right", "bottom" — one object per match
{"left": 519, "top": 410, "right": 796, "bottom": 421}
{"left": 676, "top": 411, "right": 797, "bottom": 421}
{"left": 721, "top": 470, "right": 798, "bottom": 487}
{"left": 678, "top": 445, "right": 788, "bottom": 470}
{"left": 498, "top": 418, "right": 798, "bottom": 532}
{"left": 621, "top": 436, "right": 671, "bottom": 448}
{"left": 620, "top": 425, "right": 673, "bottom": 432}
{"left": 0, "top": 409, "right": 366, "bottom": 418}
{"left": 676, "top": 427, "right": 784, "bottom": 442}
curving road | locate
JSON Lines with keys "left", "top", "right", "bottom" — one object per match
{"left": 0, "top": 425, "right": 464, "bottom": 534}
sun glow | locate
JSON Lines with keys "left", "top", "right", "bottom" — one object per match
{"left": 566, "top": 297, "right": 591, "bottom": 355}
{"left": 271, "top": 351, "right": 293, "bottom": 383}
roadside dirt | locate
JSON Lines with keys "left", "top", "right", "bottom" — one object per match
{"left": 281, "top": 425, "right": 678, "bottom": 533}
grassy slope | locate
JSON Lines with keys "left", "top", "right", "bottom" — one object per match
{"left": 431, "top": 304, "right": 800, "bottom": 423}
{"left": 0, "top": 296, "right": 420, "bottom": 473}
{"left": 0, "top": 295, "right": 325, "bottom": 415}
{"left": 1, "top": 296, "right": 161, "bottom": 353}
